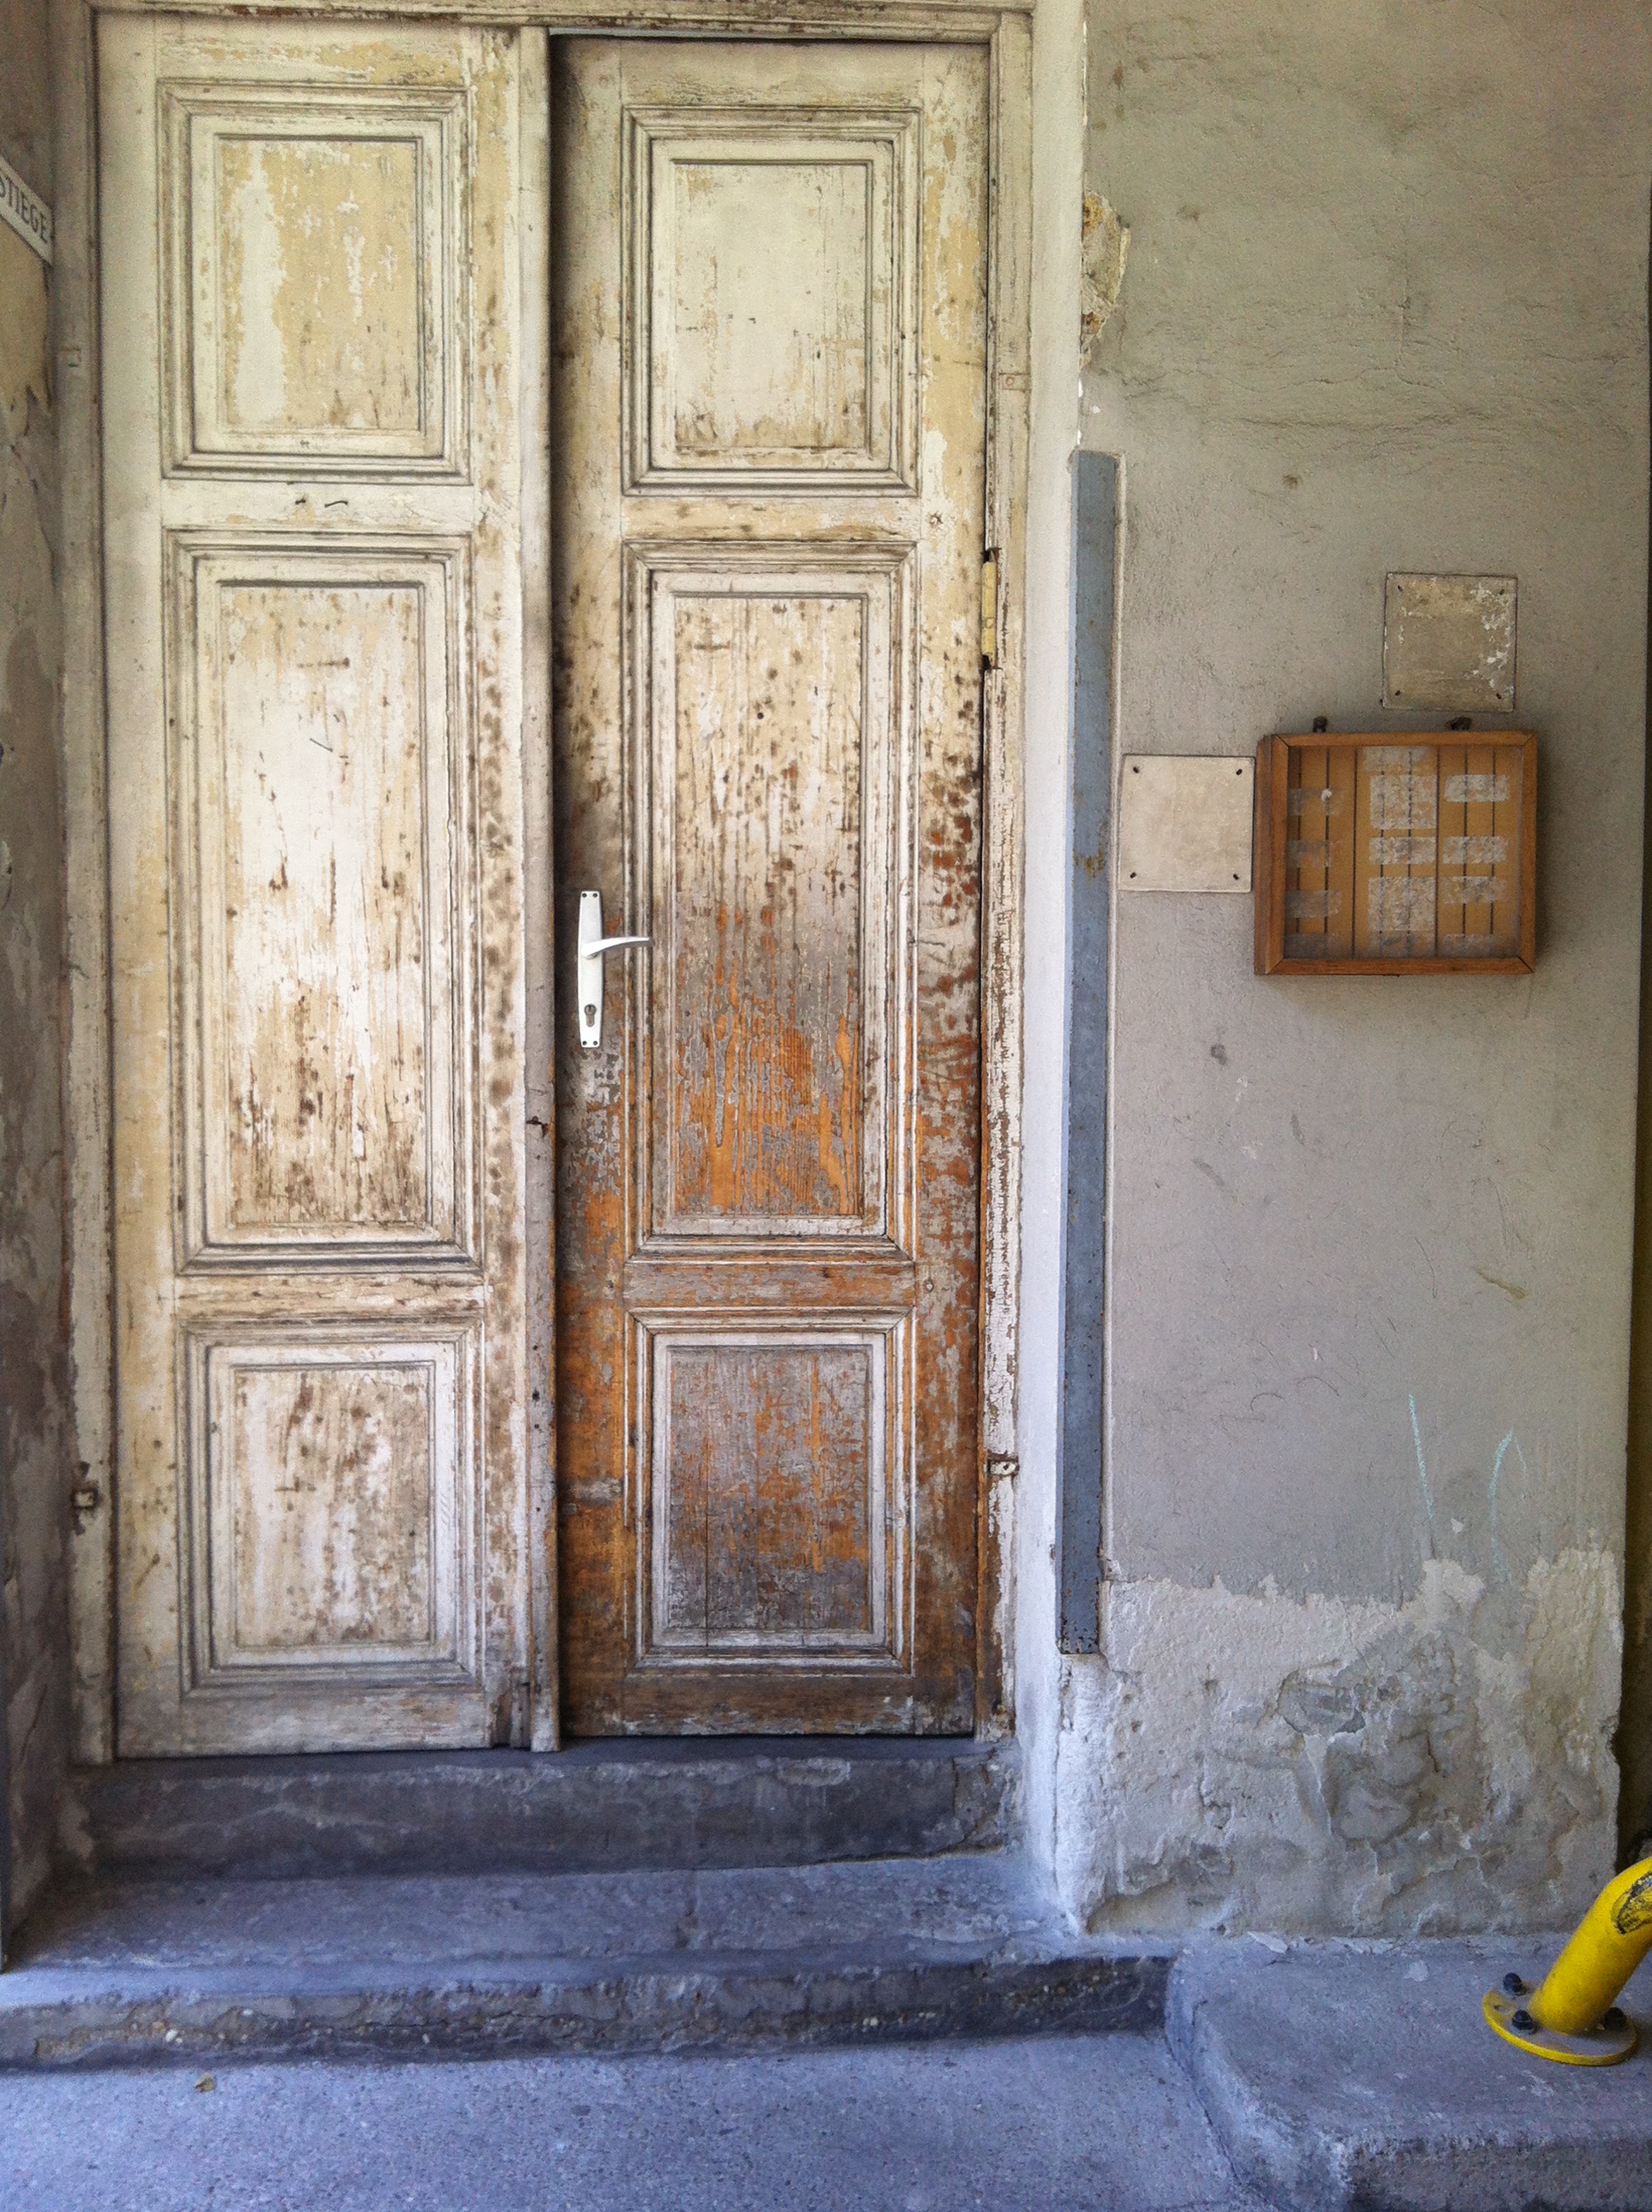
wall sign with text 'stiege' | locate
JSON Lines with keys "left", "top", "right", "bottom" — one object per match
{"left": 0, "top": 151, "right": 52, "bottom": 265}
{"left": 1254, "top": 732, "right": 1536, "bottom": 975}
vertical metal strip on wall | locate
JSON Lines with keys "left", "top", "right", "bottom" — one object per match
{"left": 1057, "top": 451, "right": 1118, "bottom": 1652}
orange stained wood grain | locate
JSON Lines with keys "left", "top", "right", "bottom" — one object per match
{"left": 552, "top": 37, "right": 988, "bottom": 1734}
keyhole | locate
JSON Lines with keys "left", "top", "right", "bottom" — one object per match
{"left": 584, "top": 1004, "right": 596, "bottom": 1024}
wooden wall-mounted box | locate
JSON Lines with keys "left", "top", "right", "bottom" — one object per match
{"left": 1254, "top": 733, "right": 1536, "bottom": 975}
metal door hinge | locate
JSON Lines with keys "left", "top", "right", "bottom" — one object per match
{"left": 981, "top": 553, "right": 999, "bottom": 670}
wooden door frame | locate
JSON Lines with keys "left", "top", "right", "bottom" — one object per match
{"left": 55, "top": 0, "right": 1033, "bottom": 1761}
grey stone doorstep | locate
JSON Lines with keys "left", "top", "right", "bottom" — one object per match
{"left": 60, "top": 1741, "right": 1021, "bottom": 1882}
{"left": 0, "top": 1856, "right": 1171, "bottom": 2070}
{"left": 1169, "top": 1934, "right": 1652, "bottom": 2212}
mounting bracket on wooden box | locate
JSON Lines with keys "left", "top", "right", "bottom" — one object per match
{"left": 1254, "top": 732, "right": 1536, "bottom": 975}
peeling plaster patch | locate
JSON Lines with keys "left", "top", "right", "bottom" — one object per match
{"left": 1056, "top": 1550, "right": 1620, "bottom": 1937}
{"left": 1079, "top": 191, "right": 1128, "bottom": 364}
{"left": 0, "top": 223, "right": 47, "bottom": 442}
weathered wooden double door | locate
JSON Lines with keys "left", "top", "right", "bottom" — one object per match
{"left": 102, "top": 19, "right": 987, "bottom": 1753}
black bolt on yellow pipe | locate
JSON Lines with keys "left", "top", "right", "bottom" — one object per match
{"left": 1482, "top": 1857, "right": 1652, "bottom": 2066}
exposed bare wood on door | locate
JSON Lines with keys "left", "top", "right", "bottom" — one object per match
{"left": 670, "top": 592, "right": 866, "bottom": 1225}
{"left": 656, "top": 1337, "right": 879, "bottom": 1648}
{"left": 554, "top": 38, "right": 988, "bottom": 1734}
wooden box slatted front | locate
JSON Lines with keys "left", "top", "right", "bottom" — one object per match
{"left": 1254, "top": 733, "right": 1536, "bottom": 975}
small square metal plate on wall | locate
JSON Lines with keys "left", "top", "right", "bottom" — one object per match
{"left": 1117, "top": 755, "right": 1254, "bottom": 893}
{"left": 1382, "top": 573, "right": 1516, "bottom": 714}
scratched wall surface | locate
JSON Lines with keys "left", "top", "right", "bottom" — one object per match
{"left": 0, "top": 0, "right": 67, "bottom": 1932}
{"left": 1021, "top": 0, "right": 1652, "bottom": 1932}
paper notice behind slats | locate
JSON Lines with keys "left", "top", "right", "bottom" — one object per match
{"left": 1254, "top": 734, "right": 1536, "bottom": 975}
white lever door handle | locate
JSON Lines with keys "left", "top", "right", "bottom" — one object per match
{"left": 577, "top": 889, "right": 650, "bottom": 1051}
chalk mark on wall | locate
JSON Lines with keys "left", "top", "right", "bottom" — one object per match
{"left": 1409, "top": 1392, "right": 1436, "bottom": 1558}
{"left": 1489, "top": 1430, "right": 1525, "bottom": 1586}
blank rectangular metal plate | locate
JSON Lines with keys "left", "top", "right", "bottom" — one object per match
{"left": 1118, "top": 755, "right": 1254, "bottom": 893}
{"left": 1382, "top": 573, "right": 1516, "bottom": 713}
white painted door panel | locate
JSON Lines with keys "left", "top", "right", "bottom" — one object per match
{"left": 100, "top": 18, "right": 532, "bottom": 1753}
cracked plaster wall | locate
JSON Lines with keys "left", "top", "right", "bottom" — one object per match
{"left": 1022, "top": 0, "right": 1652, "bottom": 1935}
{"left": 0, "top": 0, "right": 68, "bottom": 1931}
{"left": 1062, "top": 1554, "right": 1623, "bottom": 1935}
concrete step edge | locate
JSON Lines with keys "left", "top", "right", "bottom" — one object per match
{"left": 0, "top": 1946, "right": 1168, "bottom": 2069}
{"left": 1166, "top": 1955, "right": 1347, "bottom": 2212}
{"left": 1166, "top": 1941, "right": 1652, "bottom": 2212}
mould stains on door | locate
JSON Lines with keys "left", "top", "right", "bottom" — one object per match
{"left": 670, "top": 159, "right": 873, "bottom": 460}
{"left": 231, "top": 1363, "right": 434, "bottom": 1650}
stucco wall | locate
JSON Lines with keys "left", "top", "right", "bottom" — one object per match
{"left": 1025, "top": 0, "right": 1652, "bottom": 1934}
{"left": 0, "top": 0, "right": 68, "bottom": 1930}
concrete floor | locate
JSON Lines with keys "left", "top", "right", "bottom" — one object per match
{"left": 2, "top": 2033, "right": 1267, "bottom": 2212}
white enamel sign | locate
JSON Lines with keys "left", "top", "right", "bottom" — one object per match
{"left": 0, "top": 151, "right": 52, "bottom": 265}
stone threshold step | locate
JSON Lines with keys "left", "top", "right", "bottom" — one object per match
{"left": 62, "top": 1738, "right": 1017, "bottom": 1882}
{"left": 1171, "top": 1934, "right": 1652, "bottom": 2212}
{"left": 3, "top": 1853, "right": 1166, "bottom": 2070}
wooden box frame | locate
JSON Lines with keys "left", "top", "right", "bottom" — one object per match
{"left": 1254, "top": 731, "right": 1537, "bottom": 976}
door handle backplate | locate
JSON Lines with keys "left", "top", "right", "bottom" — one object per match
{"left": 577, "top": 889, "right": 650, "bottom": 1051}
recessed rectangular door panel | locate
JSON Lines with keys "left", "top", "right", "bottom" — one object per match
{"left": 648, "top": 1330, "right": 891, "bottom": 1658}
{"left": 637, "top": 548, "right": 906, "bottom": 1240}
{"left": 665, "top": 585, "right": 870, "bottom": 1227}
{"left": 188, "top": 1325, "right": 478, "bottom": 1684}
{"left": 101, "top": 17, "right": 530, "bottom": 1754}
{"left": 554, "top": 38, "right": 987, "bottom": 1734}
{"left": 625, "top": 102, "right": 917, "bottom": 490}
{"left": 162, "top": 81, "right": 466, "bottom": 473}
{"left": 177, "top": 540, "right": 474, "bottom": 1261}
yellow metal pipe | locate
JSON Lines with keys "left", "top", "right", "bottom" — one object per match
{"left": 1530, "top": 1857, "right": 1652, "bottom": 2034}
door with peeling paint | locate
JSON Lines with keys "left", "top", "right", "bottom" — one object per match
{"left": 552, "top": 41, "right": 988, "bottom": 1732}
{"left": 100, "top": 19, "right": 532, "bottom": 1752}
